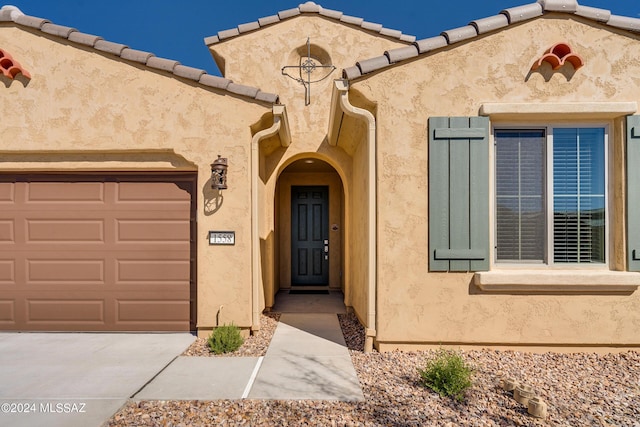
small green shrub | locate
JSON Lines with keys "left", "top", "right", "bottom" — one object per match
{"left": 418, "top": 348, "right": 473, "bottom": 402}
{"left": 207, "top": 323, "right": 244, "bottom": 354}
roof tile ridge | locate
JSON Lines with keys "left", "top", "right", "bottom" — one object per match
{"left": 14, "top": 14, "right": 50, "bottom": 29}
{"left": 0, "top": 5, "right": 24, "bottom": 21}
{"left": 346, "top": 3, "right": 514, "bottom": 78}
{"left": 347, "top": 0, "right": 623, "bottom": 80}
{"left": 502, "top": 3, "right": 543, "bottom": 23}
{"left": 605, "top": 14, "right": 640, "bottom": 32}
{"left": 204, "top": 1, "right": 416, "bottom": 46}
{"left": 2, "top": 6, "right": 278, "bottom": 104}
{"left": 537, "top": 1, "right": 640, "bottom": 35}
{"left": 575, "top": 5, "right": 610, "bottom": 22}
{"left": 537, "top": 0, "right": 578, "bottom": 13}
{"left": 41, "top": 22, "right": 77, "bottom": 38}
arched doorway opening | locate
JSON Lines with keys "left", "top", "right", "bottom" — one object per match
{"left": 269, "top": 157, "right": 346, "bottom": 307}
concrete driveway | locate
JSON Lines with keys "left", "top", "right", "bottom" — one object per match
{"left": 0, "top": 332, "right": 195, "bottom": 427}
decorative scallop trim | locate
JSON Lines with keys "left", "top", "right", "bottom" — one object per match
{"left": 0, "top": 48, "right": 31, "bottom": 79}
{"left": 531, "top": 42, "right": 584, "bottom": 71}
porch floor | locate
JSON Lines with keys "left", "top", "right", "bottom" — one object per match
{"left": 271, "top": 290, "right": 347, "bottom": 313}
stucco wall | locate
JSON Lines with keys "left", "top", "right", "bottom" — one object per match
{"left": 0, "top": 26, "right": 270, "bottom": 333}
{"left": 352, "top": 15, "right": 640, "bottom": 348}
{"left": 211, "top": 16, "right": 407, "bottom": 324}
{"left": 347, "top": 126, "right": 372, "bottom": 325}
{"left": 210, "top": 16, "right": 407, "bottom": 134}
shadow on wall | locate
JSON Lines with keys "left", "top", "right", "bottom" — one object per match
{"left": 0, "top": 151, "right": 197, "bottom": 168}
{"left": 525, "top": 61, "right": 578, "bottom": 82}
{"left": 203, "top": 183, "right": 224, "bottom": 215}
{"left": 1, "top": 73, "right": 29, "bottom": 88}
{"left": 262, "top": 144, "right": 288, "bottom": 183}
{"left": 261, "top": 231, "right": 276, "bottom": 309}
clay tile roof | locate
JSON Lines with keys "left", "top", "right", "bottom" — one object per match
{"left": 356, "top": 55, "right": 390, "bottom": 74}
{"left": 343, "top": 0, "right": 640, "bottom": 79}
{"left": 204, "top": 1, "right": 416, "bottom": 46}
{"left": 385, "top": 45, "right": 419, "bottom": 64}
{"left": 14, "top": 14, "right": 49, "bottom": 29}
{"left": 0, "top": 5, "right": 278, "bottom": 104}
{"left": 41, "top": 22, "right": 76, "bottom": 38}
{"left": 120, "top": 48, "right": 155, "bottom": 65}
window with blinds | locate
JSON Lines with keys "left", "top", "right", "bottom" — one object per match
{"left": 495, "top": 126, "right": 606, "bottom": 264}
{"left": 495, "top": 130, "right": 545, "bottom": 261}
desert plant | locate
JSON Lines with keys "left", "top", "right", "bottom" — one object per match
{"left": 418, "top": 348, "right": 473, "bottom": 402}
{"left": 207, "top": 323, "right": 244, "bottom": 354}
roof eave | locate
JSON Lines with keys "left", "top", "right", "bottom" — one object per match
{"left": 203, "top": 1, "right": 416, "bottom": 48}
{"left": 343, "top": 0, "right": 640, "bottom": 81}
{"left": 0, "top": 5, "right": 279, "bottom": 105}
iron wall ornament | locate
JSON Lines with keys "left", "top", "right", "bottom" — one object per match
{"left": 210, "top": 155, "right": 228, "bottom": 190}
{"left": 282, "top": 37, "right": 336, "bottom": 105}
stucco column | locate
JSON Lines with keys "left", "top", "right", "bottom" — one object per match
{"left": 329, "top": 80, "right": 378, "bottom": 352}
{"left": 250, "top": 105, "right": 290, "bottom": 332}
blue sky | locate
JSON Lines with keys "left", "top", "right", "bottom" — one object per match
{"left": 4, "top": 0, "right": 639, "bottom": 76}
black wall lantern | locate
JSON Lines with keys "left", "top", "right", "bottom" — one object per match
{"left": 210, "top": 155, "right": 228, "bottom": 190}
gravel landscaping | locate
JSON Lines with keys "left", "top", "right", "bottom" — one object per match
{"left": 108, "top": 313, "right": 640, "bottom": 426}
{"left": 182, "top": 312, "right": 281, "bottom": 357}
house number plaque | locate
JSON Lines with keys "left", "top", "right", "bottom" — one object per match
{"left": 209, "top": 231, "right": 235, "bottom": 245}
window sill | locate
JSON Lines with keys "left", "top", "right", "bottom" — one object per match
{"left": 473, "top": 270, "right": 640, "bottom": 294}
{"left": 479, "top": 101, "right": 637, "bottom": 120}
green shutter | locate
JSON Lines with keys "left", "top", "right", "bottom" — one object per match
{"left": 627, "top": 116, "right": 640, "bottom": 271}
{"left": 429, "top": 117, "right": 490, "bottom": 272}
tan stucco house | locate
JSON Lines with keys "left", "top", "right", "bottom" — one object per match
{"left": 1, "top": 0, "right": 639, "bottom": 352}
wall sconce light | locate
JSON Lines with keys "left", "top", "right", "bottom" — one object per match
{"left": 210, "top": 155, "right": 228, "bottom": 190}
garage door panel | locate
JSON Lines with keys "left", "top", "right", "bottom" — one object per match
{"left": 26, "top": 219, "right": 105, "bottom": 243}
{"left": 116, "top": 219, "right": 190, "bottom": 243}
{"left": 116, "top": 181, "right": 191, "bottom": 202}
{"left": 0, "top": 175, "right": 195, "bottom": 331}
{"left": 26, "top": 259, "right": 105, "bottom": 285}
{"left": 13, "top": 252, "right": 189, "bottom": 287}
{"left": 116, "top": 300, "right": 189, "bottom": 322}
{"left": 0, "top": 220, "right": 14, "bottom": 243}
{"left": 0, "top": 260, "right": 15, "bottom": 284}
{"left": 27, "top": 299, "right": 105, "bottom": 323}
{"left": 26, "top": 181, "right": 105, "bottom": 202}
{"left": 0, "top": 182, "right": 15, "bottom": 202}
{"left": 0, "top": 300, "right": 15, "bottom": 322}
{"left": 116, "top": 259, "right": 190, "bottom": 284}
{"left": 1, "top": 284, "right": 190, "bottom": 297}
{"left": 12, "top": 242, "right": 190, "bottom": 252}
{"left": 9, "top": 288, "right": 190, "bottom": 298}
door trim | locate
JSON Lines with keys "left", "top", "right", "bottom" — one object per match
{"left": 291, "top": 185, "right": 329, "bottom": 286}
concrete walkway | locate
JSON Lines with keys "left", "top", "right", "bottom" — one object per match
{"left": 0, "top": 291, "right": 364, "bottom": 426}
{"left": 0, "top": 333, "right": 195, "bottom": 427}
{"left": 138, "top": 290, "right": 364, "bottom": 401}
{"left": 248, "top": 312, "right": 364, "bottom": 400}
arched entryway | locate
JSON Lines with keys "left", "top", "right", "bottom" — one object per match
{"left": 270, "top": 157, "right": 346, "bottom": 305}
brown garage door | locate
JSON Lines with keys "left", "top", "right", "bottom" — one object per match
{"left": 0, "top": 174, "right": 195, "bottom": 332}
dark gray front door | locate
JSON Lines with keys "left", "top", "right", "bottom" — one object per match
{"left": 291, "top": 186, "right": 329, "bottom": 285}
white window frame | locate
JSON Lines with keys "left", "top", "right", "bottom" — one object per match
{"left": 491, "top": 122, "right": 610, "bottom": 269}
